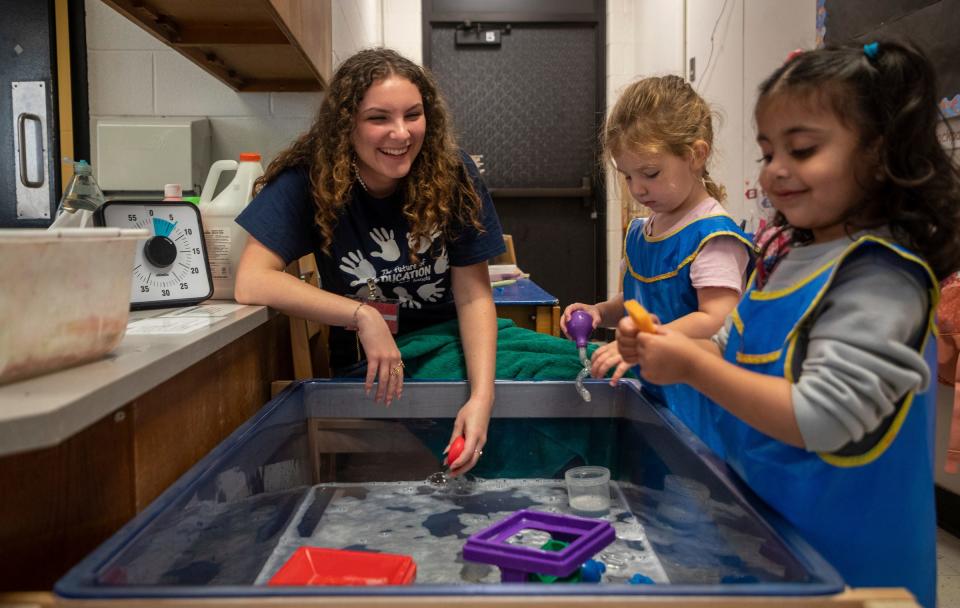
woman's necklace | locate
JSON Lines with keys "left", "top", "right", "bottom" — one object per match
{"left": 352, "top": 160, "right": 370, "bottom": 193}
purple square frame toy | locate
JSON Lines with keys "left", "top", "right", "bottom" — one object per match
{"left": 462, "top": 509, "right": 615, "bottom": 582}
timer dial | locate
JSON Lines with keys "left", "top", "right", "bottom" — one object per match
{"left": 95, "top": 201, "right": 213, "bottom": 309}
{"left": 144, "top": 235, "right": 177, "bottom": 268}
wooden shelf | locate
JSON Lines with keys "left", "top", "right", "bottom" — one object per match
{"left": 101, "top": 0, "right": 331, "bottom": 92}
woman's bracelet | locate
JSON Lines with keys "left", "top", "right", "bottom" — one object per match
{"left": 350, "top": 301, "right": 366, "bottom": 328}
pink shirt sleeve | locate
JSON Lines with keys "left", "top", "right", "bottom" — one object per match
{"left": 689, "top": 235, "right": 749, "bottom": 294}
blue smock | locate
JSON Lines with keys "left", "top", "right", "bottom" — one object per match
{"left": 715, "top": 236, "right": 937, "bottom": 607}
{"left": 623, "top": 213, "right": 754, "bottom": 455}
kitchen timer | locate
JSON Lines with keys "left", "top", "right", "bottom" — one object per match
{"left": 95, "top": 201, "right": 213, "bottom": 309}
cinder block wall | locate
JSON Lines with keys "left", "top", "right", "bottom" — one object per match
{"left": 84, "top": 0, "right": 420, "bottom": 174}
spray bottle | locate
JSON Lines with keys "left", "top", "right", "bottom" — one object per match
{"left": 49, "top": 160, "right": 105, "bottom": 229}
{"left": 198, "top": 152, "right": 264, "bottom": 299}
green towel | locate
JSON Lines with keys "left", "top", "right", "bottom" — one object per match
{"left": 396, "top": 318, "right": 620, "bottom": 478}
{"left": 396, "top": 318, "right": 599, "bottom": 380}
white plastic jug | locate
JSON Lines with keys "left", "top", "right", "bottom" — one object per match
{"left": 198, "top": 152, "right": 264, "bottom": 299}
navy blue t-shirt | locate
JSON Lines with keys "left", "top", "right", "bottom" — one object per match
{"left": 236, "top": 152, "right": 505, "bottom": 369}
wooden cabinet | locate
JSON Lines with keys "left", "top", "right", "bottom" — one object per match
{"left": 101, "top": 0, "right": 331, "bottom": 91}
{"left": 0, "top": 311, "right": 291, "bottom": 591}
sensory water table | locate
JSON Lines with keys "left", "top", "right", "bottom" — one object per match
{"left": 54, "top": 380, "right": 914, "bottom": 606}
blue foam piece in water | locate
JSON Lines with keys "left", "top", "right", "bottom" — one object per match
{"left": 629, "top": 573, "right": 655, "bottom": 585}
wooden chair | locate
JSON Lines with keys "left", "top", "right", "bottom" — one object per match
{"left": 491, "top": 234, "right": 517, "bottom": 265}
{"left": 488, "top": 234, "right": 561, "bottom": 336}
{"left": 270, "top": 253, "right": 331, "bottom": 397}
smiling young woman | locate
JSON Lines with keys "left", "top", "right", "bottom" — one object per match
{"left": 351, "top": 76, "right": 426, "bottom": 197}
{"left": 233, "top": 48, "right": 506, "bottom": 477}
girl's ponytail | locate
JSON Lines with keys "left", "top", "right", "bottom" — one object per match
{"left": 703, "top": 169, "right": 727, "bottom": 203}
{"left": 868, "top": 41, "right": 960, "bottom": 280}
{"left": 869, "top": 41, "right": 940, "bottom": 188}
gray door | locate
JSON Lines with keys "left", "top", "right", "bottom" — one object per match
{"left": 1, "top": 0, "right": 60, "bottom": 227}
{"left": 426, "top": 3, "right": 605, "bottom": 306}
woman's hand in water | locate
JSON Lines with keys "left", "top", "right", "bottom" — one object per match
{"left": 589, "top": 341, "right": 633, "bottom": 386}
{"left": 446, "top": 396, "right": 492, "bottom": 477}
{"left": 560, "top": 302, "right": 601, "bottom": 337}
{"left": 355, "top": 305, "right": 404, "bottom": 405}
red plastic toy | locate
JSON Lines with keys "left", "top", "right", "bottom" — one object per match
{"left": 268, "top": 547, "right": 416, "bottom": 586}
{"left": 446, "top": 435, "right": 465, "bottom": 467}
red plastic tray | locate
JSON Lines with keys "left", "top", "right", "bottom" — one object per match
{"left": 268, "top": 547, "right": 417, "bottom": 586}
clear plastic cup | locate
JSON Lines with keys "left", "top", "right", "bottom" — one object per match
{"left": 564, "top": 466, "right": 611, "bottom": 517}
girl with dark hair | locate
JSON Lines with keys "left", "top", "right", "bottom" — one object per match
{"left": 235, "top": 48, "right": 505, "bottom": 476}
{"left": 617, "top": 40, "right": 960, "bottom": 607}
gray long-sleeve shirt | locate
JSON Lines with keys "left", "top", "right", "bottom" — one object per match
{"left": 714, "top": 231, "right": 931, "bottom": 452}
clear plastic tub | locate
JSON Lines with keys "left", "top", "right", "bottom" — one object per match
{"left": 565, "top": 465, "right": 611, "bottom": 516}
{"left": 0, "top": 228, "right": 147, "bottom": 384}
{"left": 56, "top": 381, "right": 845, "bottom": 600}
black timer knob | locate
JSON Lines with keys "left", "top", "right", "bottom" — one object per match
{"left": 143, "top": 236, "right": 177, "bottom": 267}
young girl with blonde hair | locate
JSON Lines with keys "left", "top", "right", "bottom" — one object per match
{"left": 563, "top": 75, "right": 753, "bottom": 453}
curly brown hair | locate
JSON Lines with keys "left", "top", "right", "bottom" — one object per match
{"left": 255, "top": 48, "right": 484, "bottom": 259}
{"left": 603, "top": 75, "right": 726, "bottom": 202}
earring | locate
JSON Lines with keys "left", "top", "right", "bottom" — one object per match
{"left": 352, "top": 157, "right": 370, "bottom": 193}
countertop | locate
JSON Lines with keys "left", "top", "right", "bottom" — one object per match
{"left": 0, "top": 302, "right": 271, "bottom": 457}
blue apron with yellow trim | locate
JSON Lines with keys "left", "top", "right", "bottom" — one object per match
{"left": 623, "top": 213, "right": 753, "bottom": 456}
{"left": 716, "top": 236, "right": 936, "bottom": 608}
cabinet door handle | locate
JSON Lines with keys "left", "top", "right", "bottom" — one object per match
{"left": 18, "top": 112, "right": 45, "bottom": 188}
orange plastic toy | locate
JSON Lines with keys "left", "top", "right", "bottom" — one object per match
{"left": 624, "top": 300, "right": 656, "bottom": 333}
{"left": 268, "top": 547, "right": 416, "bottom": 586}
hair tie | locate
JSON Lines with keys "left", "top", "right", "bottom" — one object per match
{"left": 785, "top": 48, "right": 804, "bottom": 64}
{"left": 863, "top": 42, "right": 880, "bottom": 59}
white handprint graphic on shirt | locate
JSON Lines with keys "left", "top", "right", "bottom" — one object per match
{"left": 369, "top": 227, "right": 400, "bottom": 261}
{"left": 393, "top": 286, "right": 422, "bottom": 309}
{"left": 417, "top": 279, "right": 446, "bottom": 303}
{"left": 338, "top": 250, "right": 377, "bottom": 287}
{"left": 434, "top": 246, "right": 448, "bottom": 274}
{"left": 407, "top": 229, "right": 442, "bottom": 255}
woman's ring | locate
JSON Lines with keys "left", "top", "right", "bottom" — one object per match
{"left": 390, "top": 361, "right": 404, "bottom": 376}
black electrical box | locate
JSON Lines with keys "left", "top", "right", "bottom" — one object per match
{"left": 455, "top": 28, "right": 501, "bottom": 46}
